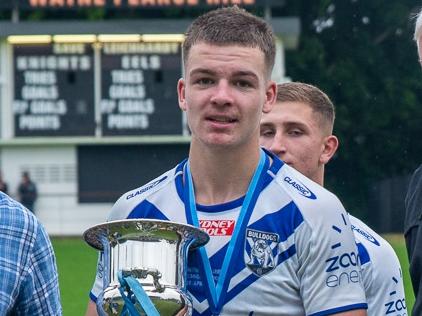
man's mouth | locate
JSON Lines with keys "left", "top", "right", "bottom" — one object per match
{"left": 207, "top": 116, "right": 237, "bottom": 123}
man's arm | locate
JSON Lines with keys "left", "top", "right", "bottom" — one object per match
{"left": 85, "top": 300, "right": 98, "bottom": 316}
{"left": 406, "top": 225, "right": 422, "bottom": 314}
{"left": 15, "top": 214, "right": 62, "bottom": 315}
{"left": 288, "top": 174, "right": 367, "bottom": 315}
{"left": 334, "top": 311, "right": 366, "bottom": 316}
{"left": 404, "top": 165, "right": 422, "bottom": 315}
{"left": 85, "top": 249, "right": 105, "bottom": 316}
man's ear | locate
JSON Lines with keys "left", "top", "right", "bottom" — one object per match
{"left": 320, "top": 135, "right": 339, "bottom": 165}
{"left": 418, "top": 37, "right": 422, "bottom": 64}
{"left": 177, "top": 78, "right": 187, "bottom": 111}
{"left": 263, "top": 80, "right": 277, "bottom": 114}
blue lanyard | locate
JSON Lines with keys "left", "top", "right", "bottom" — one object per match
{"left": 184, "top": 149, "right": 267, "bottom": 315}
{"left": 117, "top": 271, "right": 160, "bottom": 316}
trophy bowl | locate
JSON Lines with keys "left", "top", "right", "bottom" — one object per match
{"left": 83, "top": 219, "right": 209, "bottom": 316}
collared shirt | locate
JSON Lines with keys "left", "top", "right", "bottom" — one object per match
{"left": 0, "top": 191, "right": 62, "bottom": 315}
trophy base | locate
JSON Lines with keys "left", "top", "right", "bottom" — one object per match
{"left": 99, "top": 284, "right": 192, "bottom": 316}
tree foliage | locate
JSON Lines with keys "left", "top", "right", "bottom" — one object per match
{"left": 1, "top": 1, "right": 421, "bottom": 227}
{"left": 278, "top": 0, "right": 422, "bottom": 222}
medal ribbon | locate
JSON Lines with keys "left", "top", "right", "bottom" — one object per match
{"left": 117, "top": 271, "right": 160, "bottom": 316}
{"left": 184, "top": 149, "right": 267, "bottom": 315}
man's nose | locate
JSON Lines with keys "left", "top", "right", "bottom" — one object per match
{"left": 269, "top": 136, "right": 287, "bottom": 158}
{"left": 210, "top": 81, "right": 233, "bottom": 106}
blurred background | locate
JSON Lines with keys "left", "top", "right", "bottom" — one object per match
{"left": 0, "top": 0, "right": 420, "bottom": 314}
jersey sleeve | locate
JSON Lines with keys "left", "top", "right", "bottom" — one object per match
{"left": 89, "top": 251, "right": 104, "bottom": 302}
{"left": 295, "top": 204, "right": 367, "bottom": 315}
{"left": 351, "top": 215, "right": 407, "bottom": 315}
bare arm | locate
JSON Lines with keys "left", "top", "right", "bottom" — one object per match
{"left": 333, "top": 310, "right": 367, "bottom": 316}
{"left": 85, "top": 300, "right": 98, "bottom": 316}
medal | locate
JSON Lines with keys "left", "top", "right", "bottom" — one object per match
{"left": 184, "top": 149, "right": 267, "bottom": 314}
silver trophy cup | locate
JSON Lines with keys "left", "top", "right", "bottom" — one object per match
{"left": 83, "top": 219, "right": 209, "bottom": 316}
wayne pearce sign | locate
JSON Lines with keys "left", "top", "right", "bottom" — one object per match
{"left": 0, "top": 0, "right": 283, "bottom": 10}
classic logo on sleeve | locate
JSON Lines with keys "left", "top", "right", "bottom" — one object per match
{"left": 283, "top": 176, "right": 317, "bottom": 200}
{"left": 351, "top": 224, "right": 380, "bottom": 246}
{"left": 244, "top": 229, "right": 279, "bottom": 276}
{"left": 126, "top": 176, "right": 168, "bottom": 200}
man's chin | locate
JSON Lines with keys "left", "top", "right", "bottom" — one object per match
{"left": 202, "top": 135, "right": 238, "bottom": 147}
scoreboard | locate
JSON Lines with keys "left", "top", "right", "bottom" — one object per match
{"left": 100, "top": 42, "right": 182, "bottom": 136}
{"left": 12, "top": 41, "right": 183, "bottom": 138}
{"left": 13, "top": 43, "right": 96, "bottom": 136}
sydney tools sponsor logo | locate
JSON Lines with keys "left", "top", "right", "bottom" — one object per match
{"left": 283, "top": 176, "right": 316, "bottom": 199}
{"left": 199, "top": 220, "right": 235, "bottom": 236}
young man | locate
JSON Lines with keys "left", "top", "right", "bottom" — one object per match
{"left": 260, "top": 82, "right": 407, "bottom": 315}
{"left": 0, "top": 191, "right": 62, "bottom": 315}
{"left": 405, "top": 8, "right": 422, "bottom": 316}
{"left": 86, "top": 7, "right": 367, "bottom": 316}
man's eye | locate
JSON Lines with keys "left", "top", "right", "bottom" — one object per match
{"left": 288, "top": 130, "right": 303, "bottom": 136}
{"left": 235, "top": 80, "right": 252, "bottom": 88}
{"left": 260, "top": 129, "right": 275, "bottom": 137}
{"left": 196, "top": 78, "right": 214, "bottom": 85}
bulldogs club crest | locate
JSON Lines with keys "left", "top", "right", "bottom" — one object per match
{"left": 245, "top": 229, "right": 279, "bottom": 276}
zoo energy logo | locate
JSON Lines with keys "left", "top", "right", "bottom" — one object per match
{"left": 325, "top": 250, "right": 361, "bottom": 288}
{"left": 245, "top": 229, "right": 279, "bottom": 276}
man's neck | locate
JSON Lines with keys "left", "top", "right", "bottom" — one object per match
{"left": 188, "top": 142, "right": 262, "bottom": 206}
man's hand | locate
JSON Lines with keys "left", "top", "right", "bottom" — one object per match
{"left": 175, "top": 305, "right": 188, "bottom": 316}
{"left": 85, "top": 300, "right": 98, "bottom": 316}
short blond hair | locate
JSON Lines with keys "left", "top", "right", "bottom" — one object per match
{"left": 183, "top": 6, "right": 276, "bottom": 78}
{"left": 276, "top": 82, "right": 335, "bottom": 134}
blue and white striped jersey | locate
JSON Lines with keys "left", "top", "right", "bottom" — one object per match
{"left": 90, "top": 151, "right": 367, "bottom": 315}
{"left": 351, "top": 216, "right": 407, "bottom": 315}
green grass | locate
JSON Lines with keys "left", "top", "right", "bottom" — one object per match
{"left": 52, "top": 234, "right": 415, "bottom": 315}
{"left": 52, "top": 237, "right": 98, "bottom": 316}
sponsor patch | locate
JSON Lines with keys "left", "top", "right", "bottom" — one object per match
{"left": 199, "top": 220, "right": 235, "bottom": 236}
{"left": 283, "top": 176, "right": 317, "bottom": 199}
{"left": 126, "top": 176, "right": 167, "bottom": 200}
{"left": 244, "top": 229, "right": 279, "bottom": 276}
{"left": 351, "top": 225, "right": 380, "bottom": 246}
